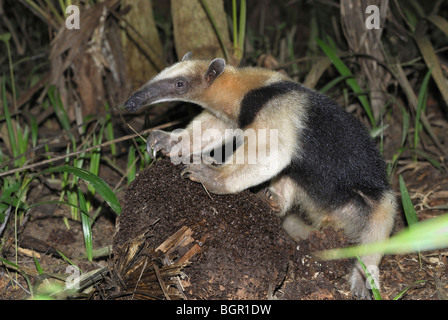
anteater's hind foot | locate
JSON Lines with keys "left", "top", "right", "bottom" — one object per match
{"left": 348, "top": 190, "right": 396, "bottom": 299}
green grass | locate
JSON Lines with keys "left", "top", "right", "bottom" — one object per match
{"left": 1, "top": 0, "right": 447, "bottom": 300}
{"left": 319, "top": 209, "right": 448, "bottom": 261}
{"left": 41, "top": 165, "right": 122, "bottom": 215}
{"left": 399, "top": 175, "right": 419, "bottom": 227}
{"left": 318, "top": 176, "right": 447, "bottom": 299}
{"left": 413, "top": 68, "right": 432, "bottom": 160}
{"left": 317, "top": 38, "right": 376, "bottom": 128}
{"left": 1, "top": 79, "right": 129, "bottom": 294}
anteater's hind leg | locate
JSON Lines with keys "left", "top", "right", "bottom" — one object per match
{"left": 351, "top": 191, "right": 396, "bottom": 298}
{"left": 259, "top": 176, "right": 396, "bottom": 298}
{"left": 260, "top": 175, "right": 314, "bottom": 241}
{"left": 335, "top": 191, "right": 396, "bottom": 298}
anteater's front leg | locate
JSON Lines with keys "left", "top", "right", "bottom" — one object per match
{"left": 147, "top": 110, "right": 231, "bottom": 161}
{"left": 181, "top": 133, "right": 292, "bottom": 194}
{"left": 181, "top": 163, "right": 230, "bottom": 194}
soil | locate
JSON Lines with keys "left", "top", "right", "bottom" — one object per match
{"left": 109, "top": 157, "right": 448, "bottom": 300}
{"left": 1, "top": 145, "right": 447, "bottom": 301}
{"left": 111, "top": 158, "right": 292, "bottom": 300}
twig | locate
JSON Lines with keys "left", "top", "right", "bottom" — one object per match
{"left": 200, "top": 182, "right": 213, "bottom": 200}
{"left": 152, "top": 262, "right": 171, "bottom": 300}
{"left": 132, "top": 257, "right": 148, "bottom": 300}
{"left": 127, "top": 123, "right": 146, "bottom": 142}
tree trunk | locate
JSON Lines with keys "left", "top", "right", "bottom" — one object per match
{"left": 121, "top": 0, "right": 165, "bottom": 91}
{"left": 340, "top": 0, "right": 390, "bottom": 123}
{"left": 171, "top": 0, "right": 236, "bottom": 64}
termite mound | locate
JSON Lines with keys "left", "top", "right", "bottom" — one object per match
{"left": 110, "top": 157, "right": 293, "bottom": 299}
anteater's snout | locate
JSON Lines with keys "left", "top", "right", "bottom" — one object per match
{"left": 124, "top": 89, "right": 148, "bottom": 112}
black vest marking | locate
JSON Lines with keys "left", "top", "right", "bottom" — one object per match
{"left": 238, "top": 81, "right": 301, "bottom": 128}
{"left": 283, "top": 87, "right": 390, "bottom": 212}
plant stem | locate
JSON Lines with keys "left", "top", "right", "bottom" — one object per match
{"left": 5, "top": 38, "right": 18, "bottom": 112}
{"left": 199, "top": 0, "right": 230, "bottom": 61}
{"left": 232, "top": 0, "right": 238, "bottom": 51}
{"left": 237, "top": 0, "right": 246, "bottom": 60}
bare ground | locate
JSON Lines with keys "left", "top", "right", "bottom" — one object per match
{"left": 2, "top": 153, "right": 446, "bottom": 300}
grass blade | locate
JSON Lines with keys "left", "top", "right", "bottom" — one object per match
{"left": 401, "top": 108, "right": 410, "bottom": 147}
{"left": 319, "top": 213, "right": 448, "bottom": 260}
{"left": 42, "top": 166, "right": 122, "bottom": 215}
{"left": 390, "top": 62, "right": 446, "bottom": 155}
{"left": 104, "top": 102, "right": 116, "bottom": 157}
{"left": 317, "top": 38, "right": 375, "bottom": 126}
{"left": 0, "top": 256, "right": 33, "bottom": 297}
{"left": 426, "top": 15, "right": 448, "bottom": 37}
{"left": 319, "top": 75, "right": 351, "bottom": 94}
{"left": 2, "top": 78, "right": 18, "bottom": 160}
{"left": 414, "top": 68, "right": 432, "bottom": 152}
{"left": 414, "top": 34, "right": 448, "bottom": 112}
{"left": 412, "top": 148, "right": 443, "bottom": 172}
{"left": 393, "top": 280, "right": 426, "bottom": 300}
{"left": 16, "top": 122, "right": 29, "bottom": 166}
{"left": 127, "top": 145, "right": 136, "bottom": 184}
{"left": 232, "top": 0, "right": 237, "bottom": 51}
{"left": 238, "top": 0, "right": 246, "bottom": 60}
{"left": 356, "top": 256, "right": 382, "bottom": 300}
{"left": 55, "top": 249, "right": 81, "bottom": 273}
{"left": 47, "top": 86, "right": 72, "bottom": 134}
{"left": 78, "top": 189, "right": 93, "bottom": 262}
{"left": 29, "top": 113, "right": 38, "bottom": 148}
{"left": 88, "top": 132, "right": 102, "bottom": 199}
{"left": 399, "top": 175, "right": 419, "bottom": 227}
{"left": 33, "top": 255, "right": 44, "bottom": 275}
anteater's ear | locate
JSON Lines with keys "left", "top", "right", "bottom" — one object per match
{"left": 181, "top": 52, "right": 192, "bottom": 61}
{"left": 204, "top": 58, "right": 226, "bottom": 85}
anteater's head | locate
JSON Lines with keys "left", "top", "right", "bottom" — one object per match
{"left": 124, "top": 52, "right": 226, "bottom": 112}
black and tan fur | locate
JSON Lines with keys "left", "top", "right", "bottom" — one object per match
{"left": 124, "top": 53, "right": 396, "bottom": 298}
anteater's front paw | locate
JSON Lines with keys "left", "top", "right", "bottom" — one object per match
{"left": 181, "top": 164, "right": 228, "bottom": 194}
{"left": 147, "top": 130, "right": 175, "bottom": 157}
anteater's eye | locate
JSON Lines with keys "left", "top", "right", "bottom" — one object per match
{"left": 175, "top": 79, "right": 185, "bottom": 88}
{"left": 174, "top": 78, "right": 187, "bottom": 93}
